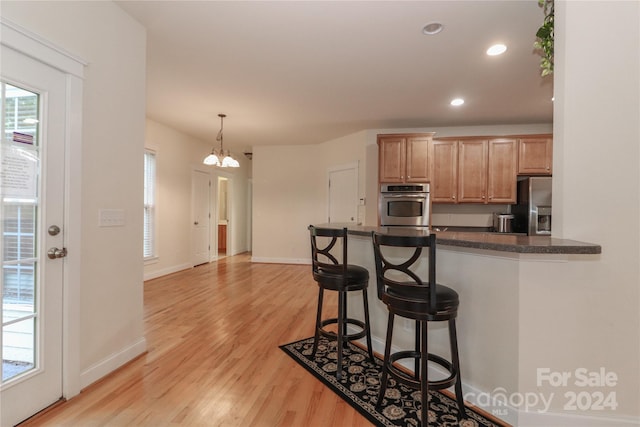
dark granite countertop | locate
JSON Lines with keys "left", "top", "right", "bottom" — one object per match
{"left": 313, "top": 224, "right": 602, "bottom": 255}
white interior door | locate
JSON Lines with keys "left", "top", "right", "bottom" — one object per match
{"left": 191, "top": 170, "right": 211, "bottom": 266}
{"left": 328, "top": 163, "right": 359, "bottom": 223}
{"left": 1, "top": 45, "right": 66, "bottom": 425}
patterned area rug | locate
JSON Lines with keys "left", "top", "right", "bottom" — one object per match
{"left": 280, "top": 336, "right": 509, "bottom": 427}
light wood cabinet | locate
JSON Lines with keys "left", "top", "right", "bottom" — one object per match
{"left": 379, "top": 133, "right": 548, "bottom": 204}
{"left": 458, "top": 139, "right": 488, "bottom": 203}
{"left": 430, "top": 139, "right": 458, "bottom": 202}
{"left": 518, "top": 136, "right": 552, "bottom": 175}
{"left": 378, "top": 136, "right": 404, "bottom": 183}
{"left": 430, "top": 137, "right": 517, "bottom": 204}
{"left": 487, "top": 138, "right": 518, "bottom": 203}
{"left": 378, "top": 133, "right": 433, "bottom": 183}
{"left": 218, "top": 224, "right": 227, "bottom": 252}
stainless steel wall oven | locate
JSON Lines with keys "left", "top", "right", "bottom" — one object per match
{"left": 379, "top": 183, "right": 430, "bottom": 227}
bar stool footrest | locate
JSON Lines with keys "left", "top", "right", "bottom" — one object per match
{"left": 318, "top": 317, "right": 368, "bottom": 341}
{"left": 387, "top": 350, "right": 458, "bottom": 391}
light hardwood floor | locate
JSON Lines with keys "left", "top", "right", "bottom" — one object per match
{"left": 20, "top": 253, "right": 372, "bottom": 426}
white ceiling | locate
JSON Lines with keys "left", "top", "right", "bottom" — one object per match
{"left": 116, "top": 1, "right": 553, "bottom": 155}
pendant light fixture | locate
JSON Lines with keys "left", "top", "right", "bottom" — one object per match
{"left": 203, "top": 113, "right": 240, "bottom": 167}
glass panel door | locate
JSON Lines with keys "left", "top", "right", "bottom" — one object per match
{"left": 1, "top": 39, "right": 66, "bottom": 427}
{"left": 1, "top": 82, "right": 40, "bottom": 383}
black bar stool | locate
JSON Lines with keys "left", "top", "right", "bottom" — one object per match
{"left": 372, "top": 231, "right": 466, "bottom": 426}
{"left": 308, "top": 225, "right": 374, "bottom": 380}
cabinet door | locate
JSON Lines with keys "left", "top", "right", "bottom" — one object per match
{"left": 488, "top": 138, "right": 517, "bottom": 203}
{"left": 218, "top": 224, "right": 227, "bottom": 251}
{"left": 458, "top": 139, "right": 488, "bottom": 203}
{"left": 430, "top": 140, "right": 458, "bottom": 203}
{"left": 518, "top": 136, "right": 552, "bottom": 175}
{"left": 378, "top": 136, "right": 405, "bottom": 183}
{"left": 405, "top": 136, "right": 431, "bottom": 182}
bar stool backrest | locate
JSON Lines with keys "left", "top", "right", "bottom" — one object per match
{"left": 308, "top": 225, "right": 348, "bottom": 283}
{"left": 372, "top": 232, "right": 437, "bottom": 313}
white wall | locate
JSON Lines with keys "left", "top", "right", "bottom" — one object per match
{"left": 1, "top": 1, "right": 147, "bottom": 388}
{"left": 517, "top": 1, "right": 640, "bottom": 423}
{"left": 252, "top": 144, "right": 324, "bottom": 263}
{"left": 145, "top": 119, "right": 251, "bottom": 280}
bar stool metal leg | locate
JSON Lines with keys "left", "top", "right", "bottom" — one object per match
{"left": 336, "top": 290, "right": 345, "bottom": 380}
{"left": 362, "top": 289, "right": 375, "bottom": 362}
{"left": 420, "top": 319, "right": 428, "bottom": 427}
{"left": 311, "top": 287, "right": 324, "bottom": 358}
{"left": 376, "top": 312, "right": 394, "bottom": 407}
{"left": 449, "top": 318, "right": 466, "bottom": 420}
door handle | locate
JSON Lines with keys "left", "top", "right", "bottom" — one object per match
{"left": 47, "top": 247, "right": 67, "bottom": 259}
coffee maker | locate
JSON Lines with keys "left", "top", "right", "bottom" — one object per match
{"left": 512, "top": 177, "right": 552, "bottom": 235}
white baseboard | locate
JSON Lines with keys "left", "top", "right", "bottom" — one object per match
{"left": 79, "top": 337, "right": 147, "bottom": 390}
{"left": 516, "top": 410, "right": 640, "bottom": 427}
{"left": 144, "top": 263, "right": 191, "bottom": 281}
{"left": 250, "top": 256, "right": 310, "bottom": 265}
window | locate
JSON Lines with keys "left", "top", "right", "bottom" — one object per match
{"left": 143, "top": 150, "right": 156, "bottom": 259}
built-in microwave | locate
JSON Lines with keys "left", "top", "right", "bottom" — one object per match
{"left": 379, "top": 183, "right": 430, "bottom": 227}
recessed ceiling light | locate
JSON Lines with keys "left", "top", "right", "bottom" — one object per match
{"left": 422, "top": 22, "right": 443, "bottom": 35}
{"left": 486, "top": 44, "right": 507, "bottom": 56}
{"left": 450, "top": 98, "right": 465, "bottom": 106}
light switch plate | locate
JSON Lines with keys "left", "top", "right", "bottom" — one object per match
{"left": 99, "top": 209, "right": 125, "bottom": 227}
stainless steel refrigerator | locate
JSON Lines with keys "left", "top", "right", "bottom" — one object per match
{"left": 512, "top": 177, "right": 552, "bottom": 235}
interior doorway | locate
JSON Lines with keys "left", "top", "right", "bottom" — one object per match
{"left": 216, "top": 177, "right": 229, "bottom": 258}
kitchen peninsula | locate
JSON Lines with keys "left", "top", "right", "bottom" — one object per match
{"left": 314, "top": 223, "right": 601, "bottom": 425}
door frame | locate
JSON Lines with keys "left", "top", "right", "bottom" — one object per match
{"left": 213, "top": 171, "right": 234, "bottom": 259}
{"left": 1, "top": 18, "right": 86, "bottom": 399}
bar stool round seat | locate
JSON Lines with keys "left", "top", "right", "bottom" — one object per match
{"left": 308, "top": 225, "right": 374, "bottom": 380}
{"left": 372, "top": 231, "right": 466, "bottom": 427}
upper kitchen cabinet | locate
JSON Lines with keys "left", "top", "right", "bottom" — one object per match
{"left": 487, "top": 138, "right": 518, "bottom": 203}
{"left": 518, "top": 135, "right": 553, "bottom": 175}
{"left": 430, "top": 139, "right": 458, "bottom": 202}
{"left": 378, "top": 133, "right": 434, "bottom": 183}
{"left": 431, "top": 137, "right": 518, "bottom": 204}
{"left": 458, "top": 139, "right": 488, "bottom": 203}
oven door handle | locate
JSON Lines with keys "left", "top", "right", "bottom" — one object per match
{"left": 381, "top": 194, "right": 427, "bottom": 198}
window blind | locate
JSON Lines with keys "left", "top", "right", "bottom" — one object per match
{"left": 143, "top": 150, "right": 156, "bottom": 259}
